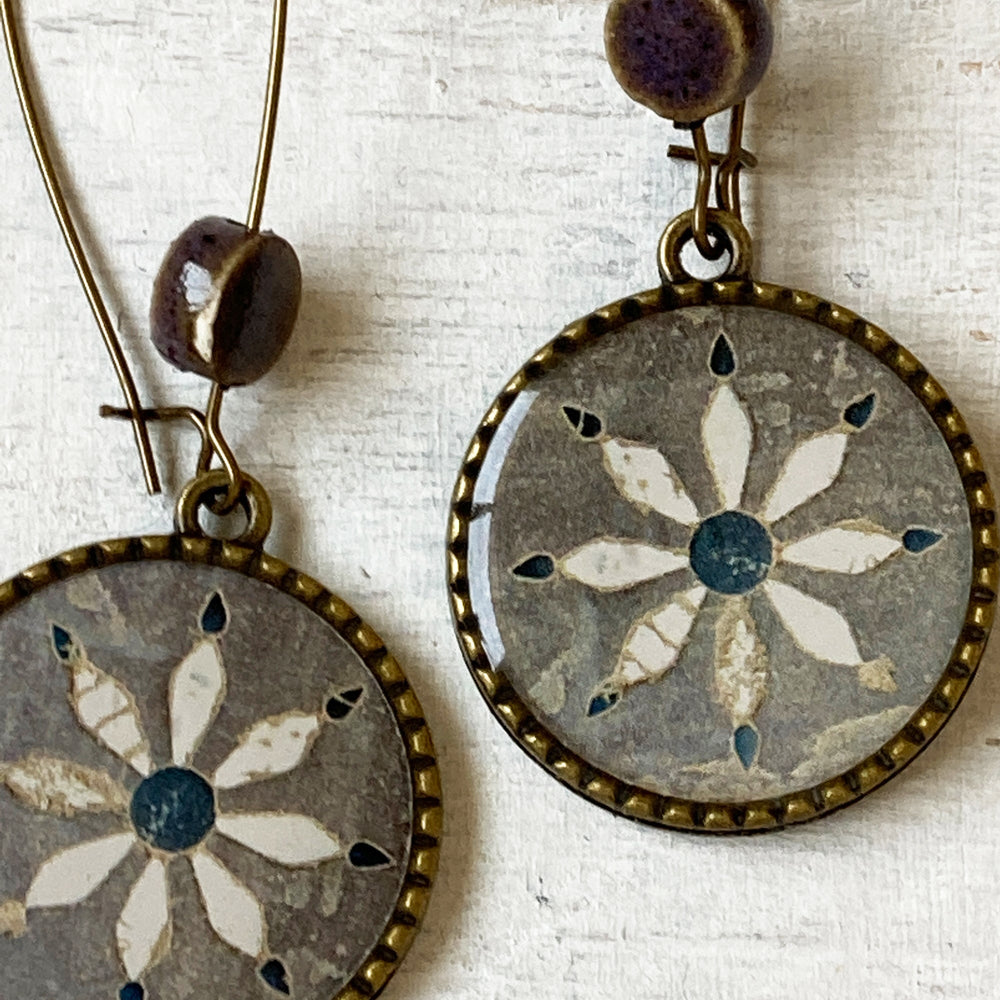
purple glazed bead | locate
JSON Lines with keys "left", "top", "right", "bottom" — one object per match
{"left": 150, "top": 216, "right": 302, "bottom": 387}
{"left": 605, "top": 0, "right": 773, "bottom": 124}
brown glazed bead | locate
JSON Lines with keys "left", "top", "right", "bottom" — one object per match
{"left": 150, "top": 216, "right": 302, "bottom": 387}
{"left": 605, "top": 0, "right": 773, "bottom": 124}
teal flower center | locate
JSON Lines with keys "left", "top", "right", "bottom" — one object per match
{"left": 130, "top": 767, "right": 216, "bottom": 852}
{"left": 689, "top": 511, "right": 773, "bottom": 595}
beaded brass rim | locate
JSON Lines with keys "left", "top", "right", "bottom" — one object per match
{"left": 447, "top": 279, "right": 998, "bottom": 834}
{"left": 0, "top": 534, "right": 440, "bottom": 997}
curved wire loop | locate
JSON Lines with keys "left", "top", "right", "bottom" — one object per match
{"left": 668, "top": 102, "right": 758, "bottom": 269}
{"left": 1, "top": 0, "right": 289, "bottom": 510}
{"left": 102, "top": 389, "right": 244, "bottom": 515}
{"left": 658, "top": 208, "right": 754, "bottom": 286}
{"left": 176, "top": 470, "right": 273, "bottom": 548}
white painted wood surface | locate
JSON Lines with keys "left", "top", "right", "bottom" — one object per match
{"left": 1, "top": 1, "right": 999, "bottom": 996}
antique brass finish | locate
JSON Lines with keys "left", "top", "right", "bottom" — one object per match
{"left": 668, "top": 102, "right": 756, "bottom": 259}
{"left": 176, "top": 471, "right": 274, "bottom": 548}
{"left": 0, "top": 0, "right": 158, "bottom": 493}
{"left": 0, "top": 0, "right": 290, "bottom": 500}
{"left": 0, "top": 534, "right": 441, "bottom": 996}
{"left": 448, "top": 279, "right": 998, "bottom": 834}
{"left": 658, "top": 207, "right": 753, "bottom": 283}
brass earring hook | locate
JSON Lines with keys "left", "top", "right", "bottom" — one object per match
{"left": 668, "top": 103, "right": 758, "bottom": 262}
{"left": 1, "top": 0, "right": 289, "bottom": 500}
{"left": 0, "top": 0, "right": 160, "bottom": 493}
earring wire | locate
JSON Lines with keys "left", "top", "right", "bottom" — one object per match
{"left": 1, "top": 0, "right": 290, "bottom": 497}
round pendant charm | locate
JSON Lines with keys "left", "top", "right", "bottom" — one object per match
{"left": 0, "top": 536, "right": 439, "bottom": 998}
{"left": 449, "top": 282, "right": 997, "bottom": 832}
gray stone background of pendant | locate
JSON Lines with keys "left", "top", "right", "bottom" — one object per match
{"left": 472, "top": 306, "right": 973, "bottom": 803}
{"left": 0, "top": 562, "right": 412, "bottom": 1000}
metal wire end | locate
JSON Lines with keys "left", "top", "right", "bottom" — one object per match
{"left": 3, "top": 0, "right": 290, "bottom": 505}
{"left": 667, "top": 102, "right": 757, "bottom": 260}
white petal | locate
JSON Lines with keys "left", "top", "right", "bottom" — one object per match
{"left": 117, "top": 858, "right": 172, "bottom": 980}
{"left": 780, "top": 523, "right": 903, "bottom": 574}
{"left": 68, "top": 659, "right": 152, "bottom": 776}
{"left": 763, "top": 580, "right": 862, "bottom": 666}
{"left": 702, "top": 383, "right": 753, "bottom": 511}
{"left": 713, "top": 601, "right": 768, "bottom": 725}
{"left": 212, "top": 712, "right": 322, "bottom": 790}
{"left": 612, "top": 585, "right": 707, "bottom": 688}
{"left": 601, "top": 439, "right": 701, "bottom": 527}
{"left": 560, "top": 539, "right": 688, "bottom": 592}
{"left": 760, "top": 431, "right": 848, "bottom": 524}
{"left": 26, "top": 832, "right": 135, "bottom": 909}
{"left": 2, "top": 755, "right": 128, "bottom": 817}
{"left": 191, "top": 849, "right": 266, "bottom": 958}
{"left": 170, "top": 639, "right": 227, "bottom": 766}
{"left": 217, "top": 813, "right": 342, "bottom": 867}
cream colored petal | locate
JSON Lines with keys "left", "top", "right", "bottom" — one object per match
{"left": 713, "top": 601, "right": 768, "bottom": 726}
{"left": 560, "top": 539, "right": 689, "bottom": 592}
{"left": 190, "top": 849, "right": 266, "bottom": 958}
{"left": 66, "top": 654, "right": 152, "bottom": 776}
{"left": 702, "top": 383, "right": 753, "bottom": 511}
{"left": 763, "top": 580, "right": 862, "bottom": 666}
{"left": 601, "top": 438, "right": 701, "bottom": 526}
{"left": 2, "top": 754, "right": 128, "bottom": 817}
{"left": 602, "top": 585, "right": 708, "bottom": 697}
{"left": 760, "top": 431, "right": 849, "bottom": 525}
{"left": 117, "top": 858, "right": 172, "bottom": 980}
{"left": 170, "top": 639, "right": 227, "bottom": 766}
{"left": 26, "top": 832, "right": 136, "bottom": 909}
{"left": 216, "top": 813, "right": 342, "bottom": 867}
{"left": 780, "top": 522, "right": 903, "bottom": 574}
{"left": 212, "top": 711, "right": 323, "bottom": 790}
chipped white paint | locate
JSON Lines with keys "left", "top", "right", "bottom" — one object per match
{"left": 170, "top": 639, "right": 227, "bottom": 766}
{"left": 572, "top": 332, "right": 912, "bottom": 742}
{"left": 613, "top": 585, "right": 706, "bottom": 687}
{"left": 780, "top": 523, "right": 903, "bottom": 574}
{"left": 66, "top": 650, "right": 153, "bottom": 776}
{"left": 760, "top": 431, "right": 849, "bottom": 524}
{"left": 1, "top": 589, "right": 385, "bottom": 986}
{"left": 601, "top": 439, "right": 701, "bottom": 526}
{"left": 217, "top": 813, "right": 343, "bottom": 866}
{"left": 713, "top": 601, "right": 768, "bottom": 726}
{"left": 858, "top": 657, "right": 899, "bottom": 694}
{"left": 2, "top": 754, "right": 129, "bottom": 817}
{"left": 117, "top": 858, "right": 172, "bottom": 980}
{"left": 191, "top": 849, "right": 267, "bottom": 959}
{"left": 560, "top": 539, "right": 688, "bottom": 591}
{"left": 702, "top": 383, "right": 752, "bottom": 510}
{"left": 791, "top": 705, "right": 917, "bottom": 783}
{"left": 212, "top": 711, "right": 324, "bottom": 790}
{"left": 1, "top": 1, "right": 998, "bottom": 997}
{"left": 0, "top": 900, "right": 27, "bottom": 938}
{"left": 25, "top": 833, "right": 136, "bottom": 909}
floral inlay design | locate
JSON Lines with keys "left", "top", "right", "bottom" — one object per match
{"left": 0, "top": 593, "right": 392, "bottom": 999}
{"left": 512, "top": 334, "right": 944, "bottom": 770}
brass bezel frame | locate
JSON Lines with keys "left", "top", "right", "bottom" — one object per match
{"left": 0, "top": 533, "right": 440, "bottom": 998}
{"left": 448, "top": 279, "right": 998, "bottom": 834}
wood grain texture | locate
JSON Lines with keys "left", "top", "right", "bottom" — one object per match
{"left": 1, "top": 1, "right": 999, "bottom": 997}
